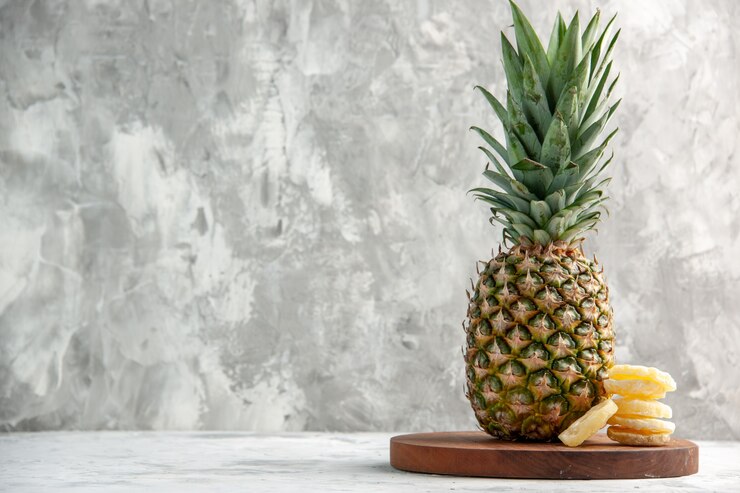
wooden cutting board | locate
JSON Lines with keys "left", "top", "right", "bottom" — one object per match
{"left": 390, "top": 431, "right": 698, "bottom": 479}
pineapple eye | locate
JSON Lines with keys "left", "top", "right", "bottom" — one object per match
{"left": 529, "top": 313, "right": 555, "bottom": 330}
{"left": 540, "top": 394, "right": 569, "bottom": 416}
{"left": 553, "top": 305, "right": 581, "bottom": 328}
{"left": 559, "top": 257, "right": 581, "bottom": 275}
{"left": 506, "top": 325, "right": 532, "bottom": 344}
{"left": 477, "top": 320, "right": 492, "bottom": 336}
{"left": 521, "top": 342, "right": 548, "bottom": 360}
{"left": 473, "top": 393, "right": 487, "bottom": 410}
{"left": 475, "top": 351, "right": 490, "bottom": 369}
{"left": 514, "top": 298, "right": 537, "bottom": 311}
{"left": 551, "top": 356, "right": 582, "bottom": 374}
{"left": 547, "top": 331, "right": 575, "bottom": 348}
{"left": 528, "top": 369, "right": 558, "bottom": 390}
{"left": 568, "top": 379, "right": 596, "bottom": 398}
{"left": 506, "top": 388, "right": 534, "bottom": 406}
{"left": 484, "top": 375, "right": 503, "bottom": 392}
{"left": 501, "top": 360, "right": 525, "bottom": 376}
{"left": 487, "top": 337, "right": 512, "bottom": 355}
{"left": 540, "top": 263, "right": 563, "bottom": 273}
{"left": 574, "top": 323, "right": 595, "bottom": 336}
{"left": 598, "top": 340, "right": 613, "bottom": 352}
{"left": 580, "top": 298, "right": 596, "bottom": 309}
{"left": 492, "top": 402, "right": 517, "bottom": 425}
{"left": 504, "top": 257, "right": 520, "bottom": 267}
{"left": 578, "top": 348, "right": 601, "bottom": 363}
{"left": 535, "top": 286, "right": 563, "bottom": 303}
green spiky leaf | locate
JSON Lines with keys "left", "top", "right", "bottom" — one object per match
{"left": 555, "top": 86, "right": 579, "bottom": 145}
{"left": 546, "top": 13, "right": 566, "bottom": 67}
{"left": 501, "top": 33, "right": 524, "bottom": 103}
{"left": 583, "top": 61, "right": 613, "bottom": 124}
{"left": 529, "top": 200, "right": 553, "bottom": 227}
{"left": 581, "top": 9, "right": 601, "bottom": 52}
{"left": 512, "top": 222, "right": 535, "bottom": 240}
{"left": 575, "top": 128, "right": 618, "bottom": 179}
{"left": 532, "top": 229, "right": 552, "bottom": 244}
{"left": 506, "top": 129, "right": 529, "bottom": 173}
{"left": 509, "top": 0, "right": 550, "bottom": 83}
{"left": 482, "top": 169, "right": 538, "bottom": 201}
{"left": 480, "top": 149, "right": 512, "bottom": 184}
{"left": 471, "top": 187, "right": 530, "bottom": 212}
{"left": 507, "top": 91, "right": 541, "bottom": 158}
{"left": 521, "top": 55, "right": 552, "bottom": 139}
{"left": 573, "top": 99, "right": 620, "bottom": 159}
{"left": 548, "top": 12, "right": 581, "bottom": 105}
{"left": 472, "top": 127, "right": 510, "bottom": 168}
{"left": 589, "top": 14, "right": 617, "bottom": 83}
{"left": 475, "top": 86, "right": 509, "bottom": 130}
{"left": 540, "top": 112, "right": 571, "bottom": 170}
{"left": 547, "top": 161, "right": 579, "bottom": 194}
{"left": 511, "top": 158, "right": 554, "bottom": 197}
{"left": 544, "top": 189, "right": 566, "bottom": 213}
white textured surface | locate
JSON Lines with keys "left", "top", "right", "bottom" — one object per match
{"left": 0, "top": 1, "right": 739, "bottom": 438}
{"left": 0, "top": 432, "right": 738, "bottom": 492}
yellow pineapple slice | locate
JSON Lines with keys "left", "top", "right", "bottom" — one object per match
{"left": 607, "top": 426, "right": 671, "bottom": 446}
{"left": 558, "top": 399, "right": 618, "bottom": 447}
{"left": 604, "top": 378, "right": 667, "bottom": 399}
{"left": 613, "top": 397, "right": 672, "bottom": 419}
{"left": 608, "top": 365, "right": 676, "bottom": 392}
{"left": 607, "top": 415, "right": 675, "bottom": 434}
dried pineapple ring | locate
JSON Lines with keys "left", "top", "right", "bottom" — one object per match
{"left": 607, "top": 415, "right": 675, "bottom": 434}
{"left": 607, "top": 426, "right": 671, "bottom": 447}
{"left": 608, "top": 365, "right": 676, "bottom": 392}
{"left": 558, "top": 399, "right": 618, "bottom": 447}
{"left": 604, "top": 378, "right": 667, "bottom": 399}
{"left": 613, "top": 397, "right": 672, "bottom": 419}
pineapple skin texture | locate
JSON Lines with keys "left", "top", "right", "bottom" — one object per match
{"left": 464, "top": 243, "right": 614, "bottom": 441}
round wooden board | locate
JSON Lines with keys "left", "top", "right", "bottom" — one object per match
{"left": 390, "top": 431, "right": 698, "bottom": 479}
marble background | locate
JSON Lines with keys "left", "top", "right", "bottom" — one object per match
{"left": 0, "top": 0, "right": 738, "bottom": 439}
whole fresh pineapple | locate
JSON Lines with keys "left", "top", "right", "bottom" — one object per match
{"left": 464, "top": 1, "right": 620, "bottom": 441}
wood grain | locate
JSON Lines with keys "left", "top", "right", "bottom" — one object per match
{"left": 390, "top": 431, "right": 699, "bottom": 479}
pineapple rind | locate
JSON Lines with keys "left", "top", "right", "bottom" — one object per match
{"left": 464, "top": 242, "right": 615, "bottom": 441}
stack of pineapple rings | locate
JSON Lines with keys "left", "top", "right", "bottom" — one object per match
{"left": 605, "top": 365, "right": 676, "bottom": 446}
{"left": 558, "top": 364, "right": 676, "bottom": 447}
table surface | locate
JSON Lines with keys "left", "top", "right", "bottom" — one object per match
{"left": 0, "top": 432, "right": 738, "bottom": 492}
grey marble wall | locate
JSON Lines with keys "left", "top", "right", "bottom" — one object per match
{"left": 0, "top": 0, "right": 738, "bottom": 439}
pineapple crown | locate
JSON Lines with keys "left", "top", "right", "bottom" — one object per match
{"left": 471, "top": 1, "right": 620, "bottom": 246}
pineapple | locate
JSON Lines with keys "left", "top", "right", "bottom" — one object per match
{"left": 464, "top": 1, "right": 620, "bottom": 441}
